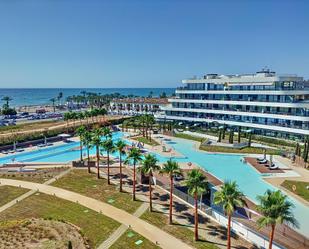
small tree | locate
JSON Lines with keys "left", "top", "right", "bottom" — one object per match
{"left": 228, "top": 130, "right": 234, "bottom": 144}
{"left": 248, "top": 132, "right": 252, "bottom": 147}
{"left": 67, "top": 241, "right": 73, "bottom": 249}
{"left": 218, "top": 129, "right": 222, "bottom": 142}
{"left": 237, "top": 126, "right": 241, "bottom": 143}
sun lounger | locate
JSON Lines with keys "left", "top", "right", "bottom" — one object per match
{"left": 257, "top": 157, "right": 265, "bottom": 162}
{"left": 258, "top": 159, "right": 267, "bottom": 164}
{"left": 269, "top": 164, "right": 278, "bottom": 170}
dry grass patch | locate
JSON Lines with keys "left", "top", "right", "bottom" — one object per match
{"left": 0, "top": 193, "right": 119, "bottom": 248}
{"left": 0, "top": 218, "right": 89, "bottom": 249}
{"left": 0, "top": 167, "right": 69, "bottom": 183}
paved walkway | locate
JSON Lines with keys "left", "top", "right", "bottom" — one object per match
{"left": 0, "top": 178, "right": 192, "bottom": 249}
{"left": 98, "top": 203, "right": 149, "bottom": 249}
{"left": 0, "top": 168, "right": 71, "bottom": 213}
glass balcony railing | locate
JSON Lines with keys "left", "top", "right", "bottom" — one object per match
{"left": 168, "top": 106, "right": 309, "bottom": 117}
{"left": 165, "top": 113, "right": 309, "bottom": 130}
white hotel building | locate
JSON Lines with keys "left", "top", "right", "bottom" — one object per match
{"left": 157, "top": 69, "right": 309, "bottom": 139}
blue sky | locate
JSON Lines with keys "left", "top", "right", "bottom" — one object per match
{"left": 0, "top": 0, "right": 308, "bottom": 88}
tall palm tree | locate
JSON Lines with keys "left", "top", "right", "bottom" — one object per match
{"left": 57, "top": 92, "right": 63, "bottom": 106}
{"left": 63, "top": 112, "right": 71, "bottom": 132}
{"left": 115, "top": 140, "right": 127, "bottom": 192}
{"left": 160, "top": 159, "right": 182, "bottom": 224}
{"left": 91, "top": 128, "right": 103, "bottom": 178}
{"left": 145, "top": 114, "right": 155, "bottom": 141}
{"left": 139, "top": 154, "right": 160, "bottom": 211}
{"left": 256, "top": 190, "right": 298, "bottom": 249}
{"left": 214, "top": 181, "right": 246, "bottom": 249}
{"left": 1, "top": 96, "right": 12, "bottom": 109}
{"left": 185, "top": 169, "right": 208, "bottom": 241}
{"left": 50, "top": 98, "right": 56, "bottom": 112}
{"left": 102, "top": 139, "right": 115, "bottom": 185}
{"left": 76, "top": 126, "right": 86, "bottom": 161}
{"left": 125, "top": 147, "right": 143, "bottom": 201}
{"left": 83, "top": 130, "right": 92, "bottom": 173}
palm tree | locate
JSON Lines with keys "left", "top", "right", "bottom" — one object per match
{"left": 50, "top": 98, "right": 56, "bottom": 112}
{"left": 83, "top": 130, "right": 92, "bottom": 173}
{"left": 76, "top": 126, "right": 86, "bottom": 161}
{"left": 102, "top": 139, "right": 115, "bottom": 185}
{"left": 63, "top": 112, "right": 71, "bottom": 132}
{"left": 91, "top": 128, "right": 103, "bottom": 178}
{"left": 115, "top": 140, "right": 127, "bottom": 192}
{"left": 1, "top": 96, "right": 12, "bottom": 109}
{"left": 213, "top": 181, "right": 246, "bottom": 249}
{"left": 256, "top": 190, "right": 298, "bottom": 249}
{"left": 160, "top": 159, "right": 182, "bottom": 224}
{"left": 102, "top": 127, "right": 112, "bottom": 139}
{"left": 185, "top": 169, "right": 208, "bottom": 241}
{"left": 139, "top": 154, "right": 160, "bottom": 211}
{"left": 145, "top": 114, "right": 155, "bottom": 140}
{"left": 57, "top": 92, "right": 63, "bottom": 106}
{"left": 125, "top": 147, "right": 143, "bottom": 201}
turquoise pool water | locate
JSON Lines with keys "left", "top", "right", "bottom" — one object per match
{"left": 0, "top": 132, "right": 308, "bottom": 237}
{"left": 166, "top": 138, "right": 309, "bottom": 237}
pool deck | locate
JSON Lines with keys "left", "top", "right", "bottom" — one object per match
{"left": 244, "top": 157, "right": 285, "bottom": 173}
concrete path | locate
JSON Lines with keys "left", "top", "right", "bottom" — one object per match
{"left": 0, "top": 168, "right": 71, "bottom": 213}
{"left": 0, "top": 178, "right": 192, "bottom": 249}
{"left": 98, "top": 202, "right": 149, "bottom": 249}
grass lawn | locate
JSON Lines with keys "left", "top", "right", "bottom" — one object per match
{"left": 174, "top": 133, "right": 204, "bottom": 142}
{"left": 281, "top": 180, "right": 309, "bottom": 202}
{"left": 52, "top": 169, "right": 142, "bottom": 214}
{"left": 132, "top": 136, "right": 160, "bottom": 146}
{"left": 110, "top": 229, "right": 159, "bottom": 249}
{"left": 0, "top": 186, "right": 28, "bottom": 206}
{"left": 141, "top": 210, "right": 218, "bottom": 249}
{"left": 0, "top": 167, "right": 69, "bottom": 183}
{"left": 0, "top": 193, "right": 120, "bottom": 248}
{"left": 199, "top": 144, "right": 281, "bottom": 155}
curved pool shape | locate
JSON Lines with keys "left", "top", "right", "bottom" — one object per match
{"left": 167, "top": 137, "right": 309, "bottom": 238}
{"left": 0, "top": 132, "right": 308, "bottom": 237}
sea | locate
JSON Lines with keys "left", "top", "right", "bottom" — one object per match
{"left": 0, "top": 88, "right": 175, "bottom": 107}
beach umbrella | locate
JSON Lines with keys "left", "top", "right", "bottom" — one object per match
{"left": 263, "top": 149, "right": 266, "bottom": 160}
{"left": 270, "top": 155, "right": 273, "bottom": 166}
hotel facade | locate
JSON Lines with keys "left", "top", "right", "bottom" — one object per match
{"left": 157, "top": 69, "right": 309, "bottom": 139}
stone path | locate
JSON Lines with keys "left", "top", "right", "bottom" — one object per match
{"left": 98, "top": 202, "right": 148, "bottom": 249}
{"left": 0, "top": 178, "right": 192, "bottom": 249}
{"left": 0, "top": 168, "right": 71, "bottom": 213}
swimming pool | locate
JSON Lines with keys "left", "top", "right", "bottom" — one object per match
{"left": 0, "top": 132, "right": 308, "bottom": 237}
{"left": 165, "top": 137, "right": 309, "bottom": 238}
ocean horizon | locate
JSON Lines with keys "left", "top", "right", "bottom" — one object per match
{"left": 0, "top": 88, "right": 175, "bottom": 107}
